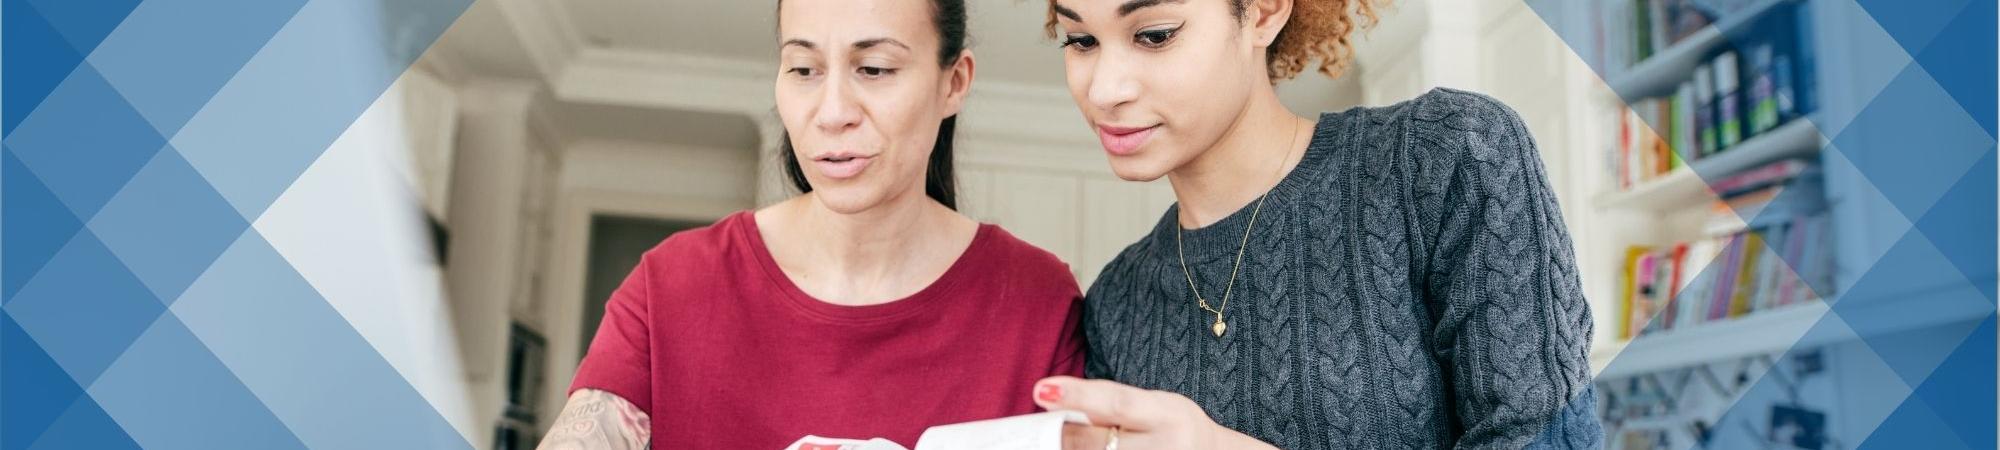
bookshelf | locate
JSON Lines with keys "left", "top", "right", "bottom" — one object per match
{"left": 1605, "top": 0, "right": 1800, "bottom": 99}
{"left": 1591, "top": 277, "right": 1992, "bottom": 379}
{"left": 1593, "top": 117, "right": 1821, "bottom": 212}
{"left": 1576, "top": 0, "right": 1989, "bottom": 446}
{"left": 1591, "top": 301, "right": 1822, "bottom": 378}
{"left": 1589, "top": 0, "right": 1831, "bottom": 379}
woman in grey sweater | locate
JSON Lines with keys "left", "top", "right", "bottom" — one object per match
{"left": 1028, "top": 0, "right": 1604, "bottom": 448}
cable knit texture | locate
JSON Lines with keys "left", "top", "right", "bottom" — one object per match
{"left": 1083, "top": 88, "right": 1603, "bottom": 449}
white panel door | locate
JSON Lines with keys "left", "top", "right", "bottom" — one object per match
{"left": 984, "top": 169, "right": 1083, "bottom": 278}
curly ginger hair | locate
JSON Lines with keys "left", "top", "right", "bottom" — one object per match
{"left": 1045, "top": 0, "right": 1386, "bottom": 81}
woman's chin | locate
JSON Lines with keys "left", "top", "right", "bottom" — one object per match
{"left": 1107, "top": 158, "right": 1172, "bottom": 182}
{"left": 809, "top": 188, "right": 887, "bottom": 215}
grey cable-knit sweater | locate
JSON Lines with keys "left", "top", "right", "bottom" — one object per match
{"left": 1083, "top": 88, "right": 1603, "bottom": 449}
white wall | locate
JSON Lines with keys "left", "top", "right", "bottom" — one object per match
{"left": 256, "top": 68, "right": 479, "bottom": 443}
{"left": 561, "top": 139, "right": 760, "bottom": 208}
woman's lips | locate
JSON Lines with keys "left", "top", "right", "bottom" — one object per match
{"left": 1096, "top": 125, "right": 1158, "bottom": 156}
{"left": 812, "top": 154, "right": 873, "bottom": 179}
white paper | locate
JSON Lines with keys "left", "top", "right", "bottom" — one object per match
{"left": 782, "top": 411, "right": 1093, "bottom": 450}
{"left": 913, "top": 411, "right": 1092, "bottom": 450}
{"left": 783, "top": 435, "right": 913, "bottom": 450}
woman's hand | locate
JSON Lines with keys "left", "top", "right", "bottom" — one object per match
{"left": 1033, "top": 376, "right": 1277, "bottom": 450}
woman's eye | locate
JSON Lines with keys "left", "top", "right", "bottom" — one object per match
{"left": 1135, "top": 27, "right": 1178, "bottom": 48}
{"left": 1060, "top": 34, "right": 1099, "bottom": 51}
{"left": 787, "top": 67, "right": 818, "bottom": 78}
{"left": 858, "top": 66, "right": 896, "bottom": 78}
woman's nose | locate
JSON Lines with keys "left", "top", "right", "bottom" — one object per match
{"left": 813, "top": 77, "right": 863, "bottom": 133}
{"left": 1086, "top": 55, "right": 1140, "bottom": 114}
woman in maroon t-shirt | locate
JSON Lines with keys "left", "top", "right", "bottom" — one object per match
{"left": 537, "top": 0, "right": 1085, "bottom": 448}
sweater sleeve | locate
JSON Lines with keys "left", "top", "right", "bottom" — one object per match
{"left": 1411, "top": 89, "right": 1603, "bottom": 449}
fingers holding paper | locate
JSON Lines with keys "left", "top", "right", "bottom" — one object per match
{"left": 1033, "top": 376, "right": 1278, "bottom": 450}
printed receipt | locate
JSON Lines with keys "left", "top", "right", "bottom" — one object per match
{"left": 782, "top": 411, "right": 1092, "bottom": 450}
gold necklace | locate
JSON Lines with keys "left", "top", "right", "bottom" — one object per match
{"left": 1176, "top": 193, "right": 1268, "bottom": 337}
{"left": 1174, "top": 120, "right": 1301, "bottom": 338}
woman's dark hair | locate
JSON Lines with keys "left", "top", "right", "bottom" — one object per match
{"left": 776, "top": 0, "right": 968, "bottom": 210}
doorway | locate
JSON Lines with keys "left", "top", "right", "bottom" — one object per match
{"left": 578, "top": 214, "right": 709, "bottom": 355}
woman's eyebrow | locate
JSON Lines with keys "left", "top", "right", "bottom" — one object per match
{"left": 1052, "top": 0, "right": 1186, "bottom": 23}
{"left": 1052, "top": 3, "right": 1081, "bottom": 22}
{"left": 1116, "top": 0, "right": 1184, "bottom": 16}
{"left": 852, "top": 37, "right": 911, "bottom": 51}
{"left": 781, "top": 38, "right": 908, "bottom": 53}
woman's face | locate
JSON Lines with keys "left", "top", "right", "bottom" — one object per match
{"left": 776, "top": 0, "right": 971, "bottom": 214}
{"left": 1053, "top": 0, "right": 1266, "bottom": 182}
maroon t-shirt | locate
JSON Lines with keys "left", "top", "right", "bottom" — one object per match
{"left": 568, "top": 211, "right": 1086, "bottom": 448}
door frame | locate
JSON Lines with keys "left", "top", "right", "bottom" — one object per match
{"left": 534, "top": 187, "right": 743, "bottom": 433}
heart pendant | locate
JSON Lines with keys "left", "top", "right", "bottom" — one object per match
{"left": 1212, "top": 320, "right": 1227, "bottom": 337}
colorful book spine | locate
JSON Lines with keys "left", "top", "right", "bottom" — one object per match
{"left": 1710, "top": 159, "right": 1809, "bottom": 197}
{"left": 1714, "top": 51, "right": 1744, "bottom": 150}
{"left": 1621, "top": 247, "right": 1650, "bottom": 338}
{"left": 1694, "top": 64, "right": 1718, "bottom": 156}
{"left": 1779, "top": 216, "right": 1808, "bottom": 306}
{"left": 1729, "top": 231, "right": 1763, "bottom": 317}
{"left": 1749, "top": 42, "right": 1781, "bottom": 134}
{"left": 1673, "top": 83, "right": 1698, "bottom": 165}
{"left": 1709, "top": 236, "right": 1742, "bottom": 320}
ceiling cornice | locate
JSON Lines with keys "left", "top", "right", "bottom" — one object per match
{"left": 492, "top": 0, "right": 587, "bottom": 79}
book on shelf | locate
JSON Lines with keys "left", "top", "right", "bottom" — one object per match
{"left": 1616, "top": 161, "right": 1832, "bottom": 339}
{"left": 1593, "top": 0, "right": 1715, "bottom": 77}
{"left": 1695, "top": 64, "right": 1719, "bottom": 156}
{"left": 1596, "top": 1, "right": 1818, "bottom": 194}
{"left": 1708, "top": 158, "right": 1810, "bottom": 197}
{"left": 1618, "top": 213, "right": 1832, "bottom": 339}
{"left": 1713, "top": 51, "right": 1745, "bottom": 149}
{"left": 1611, "top": 97, "right": 1685, "bottom": 189}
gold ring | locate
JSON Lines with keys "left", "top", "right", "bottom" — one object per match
{"left": 1105, "top": 426, "right": 1120, "bottom": 450}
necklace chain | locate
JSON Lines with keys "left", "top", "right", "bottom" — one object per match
{"left": 1177, "top": 192, "right": 1268, "bottom": 337}
{"left": 1175, "top": 119, "right": 1302, "bottom": 338}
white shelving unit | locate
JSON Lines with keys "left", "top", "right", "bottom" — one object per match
{"left": 1580, "top": 0, "right": 1990, "bottom": 446}
{"left": 1589, "top": 0, "right": 1832, "bottom": 382}
{"left": 1605, "top": 0, "right": 1800, "bottom": 99}
{"left": 1591, "top": 276, "right": 1992, "bottom": 379}
{"left": 1591, "top": 302, "right": 1824, "bottom": 378}
{"left": 1593, "top": 118, "right": 1824, "bottom": 212}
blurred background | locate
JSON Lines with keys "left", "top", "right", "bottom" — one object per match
{"left": 322, "top": 0, "right": 1987, "bottom": 448}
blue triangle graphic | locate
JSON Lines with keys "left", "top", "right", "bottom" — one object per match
{"left": 1905, "top": 316, "right": 1997, "bottom": 450}
{"left": 4, "top": 228, "right": 167, "bottom": 387}
{"left": 1852, "top": 0, "right": 1969, "bottom": 57}
{"left": 86, "top": 313, "right": 309, "bottom": 449}
{"left": 0, "top": 312, "right": 86, "bottom": 450}
{"left": 19, "top": 0, "right": 140, "bottom": 57}
{"left": 1857, "top": 386, "right": 1974, "bottom": 449}
{"left": 3, "top": 62, "right": 167, "bottom": 222}
{"left": 1912, "top": 149, "right": 1999, "bottom": 302}
{"left": 83, "top": 0, "right": 309, "bottom": 137}
{"left": 22, "top": 396, "right": 140, "bottom": 450}
{"left": 1909, "top": 0, "right": 1997, "bottom": 137}
{"left": 86, "top": 147, "right": 250, "bottom": 304}
{"left": 1, "top": 0, "right": 86, "bottom": 136}
{"left": 0, "top": 149, "right": 81, "bottom": 304}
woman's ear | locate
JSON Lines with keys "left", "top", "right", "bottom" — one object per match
{"left": 1246, "top": 0, "right": 1293, "bottom": 48}
{"left": 943, "top": 49, "right": 977, "bottom": 116}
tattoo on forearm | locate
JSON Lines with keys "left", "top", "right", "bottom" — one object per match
{"left": 538, "top": 389, "right": 651, "bottom": 450}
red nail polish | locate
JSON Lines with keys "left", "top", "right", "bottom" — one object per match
{"left": 1036, "top": 384, "right": 1062, "bottom": 402}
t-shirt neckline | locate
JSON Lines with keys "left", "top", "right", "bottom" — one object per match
{"left": 739, "top": 211, "right": 995, "bottom": 324}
